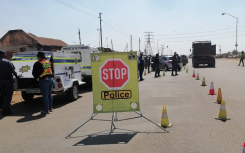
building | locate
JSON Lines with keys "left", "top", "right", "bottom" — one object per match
{"left": 0, "top": 29, "right": 67, "bottom": 59}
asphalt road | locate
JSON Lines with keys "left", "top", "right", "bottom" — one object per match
{"left": 0, "top": 58, "right": 245, "bottom": 153}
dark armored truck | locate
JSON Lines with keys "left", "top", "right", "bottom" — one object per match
{"left": 192, "top": 41, "right": 216, "bottom": 68}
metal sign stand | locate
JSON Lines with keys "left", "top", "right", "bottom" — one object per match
{"left": 66, "top": 111, "right": 168, "bottom": 139}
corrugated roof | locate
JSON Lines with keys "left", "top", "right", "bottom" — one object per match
{"left": 27, "top": 33, "right": 67, "bottom": 47}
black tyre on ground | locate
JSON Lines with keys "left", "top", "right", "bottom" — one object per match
{"left": 209, "top": 62, "right": 215, "bottom": 67}
{"left": 68, "top": 83, "right": 79, "bottom": 101}
{"left": 21, "top": 91, "right": 34, "bottom": 102}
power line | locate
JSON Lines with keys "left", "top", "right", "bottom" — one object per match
{"left": 102, "top": 14, "right": 131, "bottom": 35}
{"left": 72, "top": 0, "right": 131, "bottom": 36}
{"left": 73, "top": 0, "right": 99, "bottom": 13}
{"left": 159, "top": 29, "right": 245, "bottom": 40}
{"left": 161, "top": 33, "right": 245, "bottom": 43}
{"left": 54, "top": 0, "right": 97, "bottom": 18}
{"left": 0, "top": 7, "right": 77, "bottom": 29}
{"left": 102, "top": 20, "right": 129, "bottom": 38}
{"left": 156, "top": 25, "right": 245, "bottom": 36}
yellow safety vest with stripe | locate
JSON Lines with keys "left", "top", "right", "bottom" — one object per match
{"left": 37, "top": 59, "right": 53, "bottom": 81}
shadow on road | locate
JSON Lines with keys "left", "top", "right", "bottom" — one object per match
{"left": 0, "top": 84, "right": 92, "bottom": 122}
{"left": 74, "top": 133, "right": 137, "bottom": 146}
{"left": 194, "top": 66, "right": 217, "bottom": 69}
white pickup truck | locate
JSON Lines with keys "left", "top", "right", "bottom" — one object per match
{"left": 11, "top": 51, "right": 85, "bottom": 101}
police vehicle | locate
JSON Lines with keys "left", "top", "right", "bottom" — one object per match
{"left": 60, "top": 45, "right": 99, "bottom": 84}
{"left": 11, "top": 51, "right": 85, "bottom": 101}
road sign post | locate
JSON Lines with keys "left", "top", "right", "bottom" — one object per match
{"left": 65, "top": 52, "right": 167, "bottom": 138}
{"left": 91, "top": 52, "right": 140, "bottom": 113}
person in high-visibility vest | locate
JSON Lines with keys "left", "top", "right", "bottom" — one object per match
{"left": 238, "top": 51, "right": 244, "bottom": 66}
{"left": 32, "top": 52, "right": 54, "bottom": 115}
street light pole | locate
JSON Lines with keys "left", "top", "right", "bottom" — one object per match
{"left": 222, "top": 13, "right": 238, "bottom": 54}
{"left": 157, "top": 39, "right": 159, "bottom": 54}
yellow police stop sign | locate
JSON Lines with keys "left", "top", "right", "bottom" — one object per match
{"left": 91, "top": 52, "right": 140, "bottom": 113}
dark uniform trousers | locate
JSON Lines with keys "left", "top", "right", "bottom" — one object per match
{"left": 0, "top": 80, "right": 14, "bottom": 108}
{"left": 155, "top": 64, "right": 160, "bottom": 76}
{"left": 139, "top": 66, "right": 144, "bottom": 79}
{"left": 172, "top": 62, "right": 178, "bottom": 74}
{"left": 0, "top": 87, "right": 3, "bottom": 108}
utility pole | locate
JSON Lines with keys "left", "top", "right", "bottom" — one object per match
{"left": 130, "top": 35, "right": 133, "bottom": 51}
{"left": 144, "top": 32, "right": 153, "bottom": 55}
{"left": 99, "top": 13, "right": 103, "bottom": 51}
{"left": 161, "top": 45, "right": 165, "bottom": 56}
{"left": 78, "top": 29, "right": 81, "bottom": 45}
{"left": 157, "top": 39, "right": 159, "bottom": 54}
{"left": 106, "top": 38, "right": 108, "bottom": 48}
{"left": 139, "top": 38, "right": 141, "bottom": 53}
{"left": 97, "top": 28, "right": 100, "bottom": 48}
{"left": 111, "top": 39, "right": 113, "bottom": 51}
{"left": 124, "top": 43, "right": 128, "bottom": 52}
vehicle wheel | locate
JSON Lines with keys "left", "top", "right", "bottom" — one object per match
{"left": 210, "top": 62, "right": 215, "bottom": 67}
{"left": 164, "top": 65, "right": 168, "bottom": 71}
{"left": 68, "top": 83, "right": 79, "bottom": 101}
{"left": 21, "top": 91, "right": 34, "bottom": 102}
{"left": 193, "top": 62, "right": 198, "bottom": 68}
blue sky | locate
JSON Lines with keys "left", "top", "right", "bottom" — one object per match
{"left": 0, "top": 0, "right": 244, "bottom": 55}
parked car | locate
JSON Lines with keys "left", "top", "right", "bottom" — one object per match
{"left": 180, "top": 55, "right": 188, "bottom": 66}
{"left": 159, "top": 56, "right": 183, "bottom": 71}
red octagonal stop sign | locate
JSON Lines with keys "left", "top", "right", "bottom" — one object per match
{"left": 99, "top": 59, "right": 130, "bottom": 90}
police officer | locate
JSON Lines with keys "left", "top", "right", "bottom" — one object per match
{"left": 32, "top": 52, "right": 54, "bottom": 115}
{"left": 155, "top": 53, "right": 160, "bottom": 77}
{"left": 172, "top": 52, "right": 179, "bottom": 76}
{"left": 0, "top": 86, "right": 3, "bottom": 109}
{"left": 138, "top": 52, "right": 145, "bottom": 81}
{"left": 0, "top": 50, "right": 19, "bottom": 116}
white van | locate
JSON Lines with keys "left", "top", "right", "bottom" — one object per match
{"left": 60, "top": 45, "right": 99, "bottom": 84}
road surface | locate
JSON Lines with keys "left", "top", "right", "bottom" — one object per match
{"left": 0, "top": 58, "right": 245, "bottom": 153}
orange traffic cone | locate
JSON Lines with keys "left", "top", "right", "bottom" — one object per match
{"left": 192, "top": 70, "right": 196, "bottom": 78}
{"left": 242, "top": 142, "right": 245, "bottom": 153}
{"left": 214, "top": 88, "right": 222, "bottom": 104}
{"left": 208, "top": 81, "right": 216, "bottom": 95}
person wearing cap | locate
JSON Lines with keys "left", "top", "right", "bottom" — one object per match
{"left": 138, "top": 52, "right": 145, "bottom": 81}
{"left": 238, "top": 51, "right": 244, "bottom": 66}
{"left": 0, "top": 50, "right": 19, "bottom": 116}
{"left": 154, "top": 53, "right": 160, "bottom": 77}
{"left": 172, "top": 52, "right": 179, "bottom": 76}
{"left": 32, "top": 52, "right": 54, "bottom": 115}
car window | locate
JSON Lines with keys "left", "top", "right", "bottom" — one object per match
{"left": 162, "top": 57, "right": 166, "bottom": 60}
{"left": 71, "top": 51, "right": 82, "bottom": 61}
{"left": 169, "top": 57, "right": 173, "bottom": 60}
